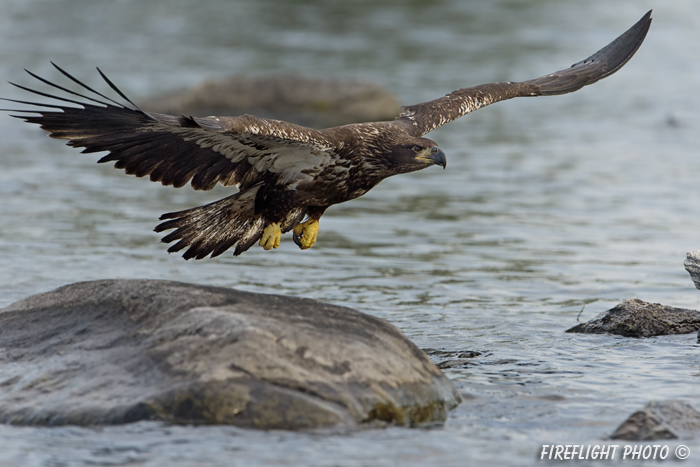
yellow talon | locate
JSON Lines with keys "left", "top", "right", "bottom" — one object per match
{"left": 260, "top": 222, "right": 281, "bottom": 250}
{"left": 292, "top": 219, "right": 319, "bottom": 250}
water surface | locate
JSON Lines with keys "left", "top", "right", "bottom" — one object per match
{"left": 1, "top": 1, "right": 699, "bottom": 465}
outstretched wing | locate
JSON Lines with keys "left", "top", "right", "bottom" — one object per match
{"left": 396, "top": 10, "right": 652, "bottom": 137}
{"left": 2, "top": 63, "right": 337, "bottom": 191}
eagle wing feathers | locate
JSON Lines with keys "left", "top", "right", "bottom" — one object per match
{"left": 4, "top": 64, "right": 337, "bottom": 191}
{"left": 397, "top": 10, "right": 652, "bottom": 137}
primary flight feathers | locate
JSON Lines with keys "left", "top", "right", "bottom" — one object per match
{"left": 2, "top": 11, "right": 651, "bottom": 259}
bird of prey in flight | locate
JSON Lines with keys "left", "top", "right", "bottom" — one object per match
{"left": 3, "top": 11, "right": 651, "bottom": 259}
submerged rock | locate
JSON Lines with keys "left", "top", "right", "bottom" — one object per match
{"left": 611, "top": 401, "right": 700, "bottom": 440}
{"left": 566, "top": 298, "right": 700, "bottom": 337}
{"left": 0, "top": 280, "right": 459, "bottom": 429}
{"left": 142, "top": 75, "right": 401, "bottom": 128}
{"left": 685, "top": 250, "right": 700, "bottom": 291}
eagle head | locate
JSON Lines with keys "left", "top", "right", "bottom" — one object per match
{"left": 387, "top": 137, "right": 446, "bottom": 175}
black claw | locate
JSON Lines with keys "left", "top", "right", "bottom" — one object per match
{"left": 292, "top": 231, "right": 303, "bottom": 248}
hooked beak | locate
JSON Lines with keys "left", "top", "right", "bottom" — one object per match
{"left": 417, "top": 146, "right": 447, "bottom": 169}
{"left": 432, "top": 147, "right": 447, "bottom": 169}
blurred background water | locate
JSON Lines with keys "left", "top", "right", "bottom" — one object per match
{"left": 1, "top": 0, "right": 699, "bottom": 465}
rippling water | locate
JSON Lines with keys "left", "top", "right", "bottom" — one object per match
{"left": 1, "top": 0, "right": 699, "bottom": 465}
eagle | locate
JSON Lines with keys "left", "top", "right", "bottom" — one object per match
{"left": 3, "top": 11, "right": 651, "bottom": 259}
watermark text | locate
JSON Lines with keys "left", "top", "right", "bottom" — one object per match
{"left": 539, "top": 444, "right": 689, "bottom": 461}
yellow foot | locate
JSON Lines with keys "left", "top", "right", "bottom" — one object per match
{"left": 292, "top": 219, "right": 319, "bottom": 250}
{"left": 259, "top": 222, "right": 281, "bottom": 250}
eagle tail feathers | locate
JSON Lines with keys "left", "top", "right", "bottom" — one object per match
{"left": 155, "top": 184, "right": 266, "bottom": 259}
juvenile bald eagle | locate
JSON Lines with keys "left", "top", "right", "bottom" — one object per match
{"left": 3, "top": 11, "right": 651, "bottom": 259}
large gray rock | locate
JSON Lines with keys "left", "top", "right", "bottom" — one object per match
{"left": 611, "top": 401, "right": 700, "bottom": 440}
{"left": 142, "top": 75, "right": 401, "bottom": 128}
{"left": 685, "top": 250, "right": 700, "bottom": 291}
{"left": 566, "top": 298, "right": 700, "bottom": 337}
{"left": 0, "top": 280, "right": 459, "bottom": 429}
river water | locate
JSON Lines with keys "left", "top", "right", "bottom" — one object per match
{"left": 1, "top": 0, "right": 699, "bottom": 465}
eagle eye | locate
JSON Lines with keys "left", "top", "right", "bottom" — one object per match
{"left": 412, "top": 145, "right": 422, "bottom": 153}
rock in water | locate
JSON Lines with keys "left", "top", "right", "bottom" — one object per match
{"left": 141, "top": 75, "right": 401, "bottom": 129}
{"left": 0, "top": 280, "right": 459, "bottom": 429}
{"left": 611, "top": 401, "right": 700, "bottom": 440}
{"left": 685, "top": 250, "right": 700, "bottom": 291}
{"left": 566, "top": 298, "right": 700, "bottom": 337}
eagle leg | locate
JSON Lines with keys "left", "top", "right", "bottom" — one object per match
{"left": 259, "top": 222, "right": 281, "bottom": 250}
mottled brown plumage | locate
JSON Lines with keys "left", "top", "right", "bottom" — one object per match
{"left": 2, "top": 11, "right": 651, "bottom": 259}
